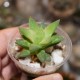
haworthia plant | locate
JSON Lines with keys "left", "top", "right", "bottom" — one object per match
{"left": 16, "top": 17, "right": 63, "bottom": 63}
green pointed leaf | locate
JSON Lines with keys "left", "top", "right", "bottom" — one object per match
{"left": 51, "top": 35, "right": 63, "bottom": 45}
{"left": 16, "top": 39, "right": 30, "bottom": 49}
{"left": 45, "top": 35, "right": 63, "bottom": 48}
{"left": 29, "top": 18, "right": 45, "bottom": 44}
{"left": 16, "top": 50, "right": 30, "bottom": 59}
{"left": 44, "top": 20, "right": 60, "bottom": 37}
{"left": 19, "top": 27, "right": 36, "bottom": 43}
{"left": 29, "top": 17, "right": 39, "bottom": 32}
{"left": 34, "top": 27, "right": 45, "bottom": 44}
{"left": 40, "top": 35, "right": 63, "bottom": 49}
{"left": 37, "top": 50, "right": 51, "bottom": 63}
{"left": 29, "top": 44, "right": 42, "bottom": 53}
{"left": 40, "top": 36, "right": 51, "bottom": 46}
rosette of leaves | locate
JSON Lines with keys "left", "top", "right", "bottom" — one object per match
{"left": 16, "top": 17, "right": 63, "bottom": 63}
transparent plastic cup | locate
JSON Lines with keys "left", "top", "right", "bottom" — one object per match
{"left": 7, "top": 23, "right": 72, "bottom": 77}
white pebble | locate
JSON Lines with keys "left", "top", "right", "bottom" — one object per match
{"left": 15, "top": 46, "right": 19, "bottom": 51}
{"left": 62, "top": 45, "right": 66, "bottom": 50}
{"left": 28, "top": 62, "right": 41, "bottom": 68}
{"left": 19, "top": 58, "right": 41, "bottom": 68}
{"left": 52, "top": 49, "right": 63, "bottom": 57}
{"left": 52, "top": 55, "right": 63, "bottom": 65}
{"left": 19, "top": 58, "right": 31, "bottom": 65}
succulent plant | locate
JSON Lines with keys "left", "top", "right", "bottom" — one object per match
{"left": 16, "top": 17, "right": 63, "bottom": 63}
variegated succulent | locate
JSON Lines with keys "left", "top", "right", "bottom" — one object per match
{"left": 16, "top": 17, "right": 63, "bottom": 63}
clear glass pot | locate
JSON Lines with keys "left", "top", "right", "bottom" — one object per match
{"left": 7, "top": 23, "right": 72, "bottom": 77}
